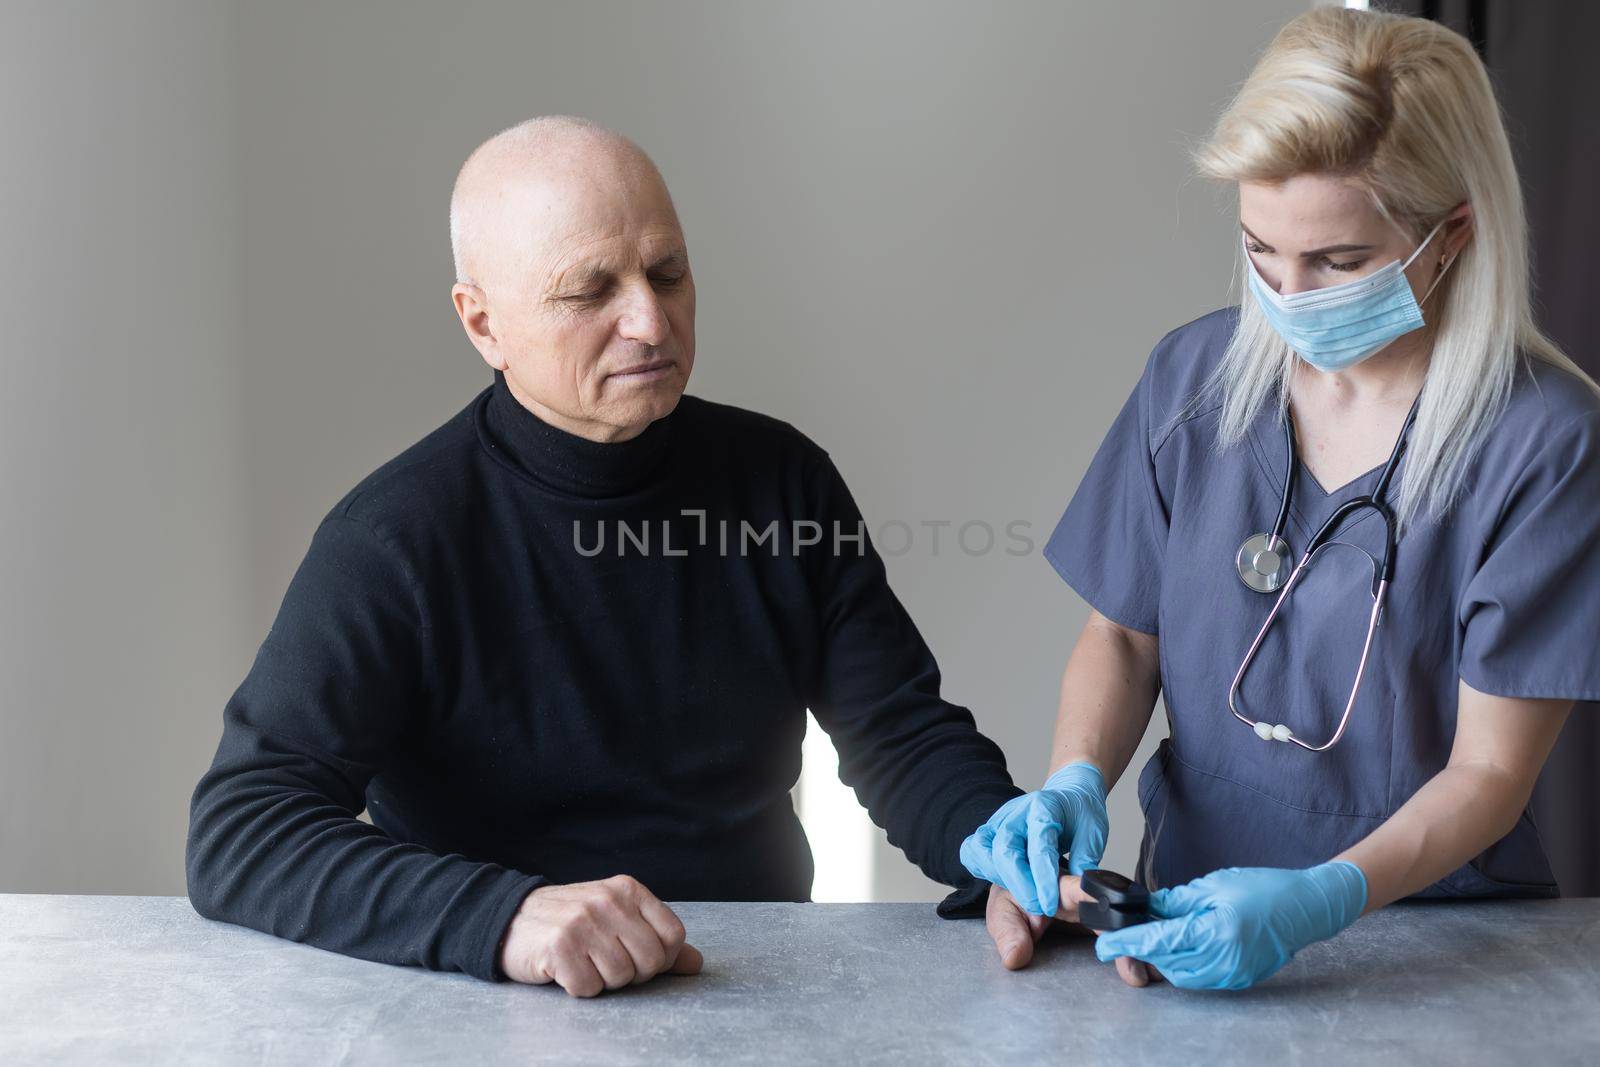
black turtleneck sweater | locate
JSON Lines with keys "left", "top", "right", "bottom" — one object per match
{"left": 186, "top": 371, "right": 1020, "bottom": 981}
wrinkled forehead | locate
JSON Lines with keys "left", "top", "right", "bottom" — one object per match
{"left": 508, "top": 165, "right": 685, "bottom": 281}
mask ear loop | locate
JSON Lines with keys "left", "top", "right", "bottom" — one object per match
{"left": 1406, "top": 219, "right": 1456, "bottom": 307}
{"left": 1418, "top": 252, "right": 1456, "bottom": 306}
{"left": 1400, "top": 218, "right": 1448, "bottom": 270}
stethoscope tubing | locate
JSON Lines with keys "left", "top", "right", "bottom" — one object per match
{"left": 1229, "top": 391, "right": 1421, "bottom": 749}
{"left": 1270, "top": 392, "right": 1420, "bottom": 587}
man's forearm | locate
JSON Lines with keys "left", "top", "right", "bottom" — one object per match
{"left": 187, "top": 723, "right": 546, "bottom": 981}
{"left": 1049, "top": 611, "right": 1161, "bottom": 789}
{"left": 826, "top": 694, "right": 1022, "bottom": 888}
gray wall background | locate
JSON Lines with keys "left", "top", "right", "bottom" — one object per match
{"left": 3, "top": 0, "right": 1302, "bottom": 901}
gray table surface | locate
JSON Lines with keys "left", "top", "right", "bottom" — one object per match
{"left": 2, "top": 895, "right": 1597, "bottom": 1065}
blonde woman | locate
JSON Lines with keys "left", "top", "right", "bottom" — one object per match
{"left": 960, "top": 7, "right": 1600, "bottom": 990}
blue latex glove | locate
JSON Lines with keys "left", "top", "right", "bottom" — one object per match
{"left": 1094, "top": 861, "right": 1368, "bottom": 990}
{"left": 958, "top": 761, "right": 1109, "bottom": 917}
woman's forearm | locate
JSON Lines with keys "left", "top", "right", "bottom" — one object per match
{"left": 1049, "top": 610, "right": 1162, "bottom": 789}
{"left": 1335, "top": 683, "right": 1572, "bottom": 913}
{"left": 1334, "top": 761, "right": 1536, "bottom": 913}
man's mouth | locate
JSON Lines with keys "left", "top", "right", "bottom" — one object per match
{"left": 608, "top": 359, "right": 675, "bottom": 382}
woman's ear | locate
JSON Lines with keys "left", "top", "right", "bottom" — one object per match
{"left": 1441, "top": 201, "right": 1474, "bottom": 267}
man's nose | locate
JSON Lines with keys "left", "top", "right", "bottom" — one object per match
{"left": 617, "top": 283, "right": 670, "bottom": 346}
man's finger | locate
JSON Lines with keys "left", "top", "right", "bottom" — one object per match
{"left": 589, "top": 936, "right": 638, "bottom": 991}
{"left": 551, "top": 954, "right": 605, "bottom": 999}
{"left": 1115, "top": 956, "right": 1151, "bottom": 987}
{"left": 614, "top": 915, "right": 671, "bottom": 982}
{"left": 1055, "top": 873, "right": 1089, "bottom": 924}
{"left": 636, "top": 893, "right": 689, "bottom": 960}
{"left": 985, "top": 887, "right": 1036, "bottom": 970}
{"left": 667, "top": 942, "right": 703, "bottom": 975}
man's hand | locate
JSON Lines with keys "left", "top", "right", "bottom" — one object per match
{"left": 984, "top": 878, "right": 1159, "bottom": 987}
{"left": 498, "top": 875, "right": 704, "bottom": 996}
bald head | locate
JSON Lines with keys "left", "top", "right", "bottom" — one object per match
{"left": 449, "top": 116, "right": 675, "bottom": 292}
{"left": 447, "top": 116, "right": 696, "bottom": 444}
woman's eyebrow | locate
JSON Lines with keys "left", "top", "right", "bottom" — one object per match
{"left": 1301, "top": 242, "right": 1374, "bottom": 257}
{"left": 1241, "top": 223, "right": 1373, "bottom": 257}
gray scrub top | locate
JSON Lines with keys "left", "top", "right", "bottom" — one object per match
{"left": 1045, "top": 307, "right": 1600, "bottom": 897}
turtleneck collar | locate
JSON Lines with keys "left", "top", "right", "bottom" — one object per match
{"left": 479, "top": 369, "right": 676, "bottom": 499}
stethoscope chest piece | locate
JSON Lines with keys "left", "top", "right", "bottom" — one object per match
{"left": 1237, "top": 532, "right": 1292, "bottom": 593}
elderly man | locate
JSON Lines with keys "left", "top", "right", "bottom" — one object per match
{"left": 186, "top": 116, "right": 1021, "bottom": 997}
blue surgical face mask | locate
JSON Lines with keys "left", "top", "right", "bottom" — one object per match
{"left": 1245, "top": 219, "right": 1451, "bottom": 373}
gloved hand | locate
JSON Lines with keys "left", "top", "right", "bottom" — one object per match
{"left": 1093, "top": 861, "right": 1368, "bottom": 990}
{"left": 959, "top": 761, "right": 1109, "bottom": 917}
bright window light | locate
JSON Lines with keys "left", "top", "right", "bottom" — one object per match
{"left": 795, "top": 711, "right": 875, "bottom": 901}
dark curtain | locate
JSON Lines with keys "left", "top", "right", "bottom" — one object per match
{"left": 1400, "top": 0, "right": 1600, "bottom": 895}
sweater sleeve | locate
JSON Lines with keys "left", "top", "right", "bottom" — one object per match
{"left": 800, "top": 453, "right": 1023, "bottom": 891}
{"left": 185, "top": 510, "right": 545, "bottom": 981}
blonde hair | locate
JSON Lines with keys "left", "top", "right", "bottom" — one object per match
{"left": 1194, "top": 6, "right": 1596, "bottom": 529}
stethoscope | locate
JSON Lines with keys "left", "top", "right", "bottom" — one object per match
{"left": 1228, "top": 393, "right": 1421, "bottom": 750}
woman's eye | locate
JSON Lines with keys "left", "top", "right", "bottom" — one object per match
{"left": 1323, "top": 258, "right": 1367, "bottom": 273}
{"left": 1246, "top": 241, "right": 1268, "bottom": 254}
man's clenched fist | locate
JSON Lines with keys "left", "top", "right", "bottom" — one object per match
{"left": 498, "top": 875, "right": 704, "bottom": 996}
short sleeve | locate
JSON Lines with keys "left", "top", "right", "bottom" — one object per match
{"left": 1459, "top": 410, "right": 1600, "bottom": 701}
{"left": 1042, "top": 356, "right": 1169, "bottom": 634}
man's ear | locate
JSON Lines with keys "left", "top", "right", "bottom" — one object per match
{"left": 451, "top": 282, "right": 506, "bottom": 371}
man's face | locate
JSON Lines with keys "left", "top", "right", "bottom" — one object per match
{"left": 455, "top": 165, "right": 696, "bottom": 442}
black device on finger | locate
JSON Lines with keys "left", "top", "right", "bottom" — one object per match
{"left": 1077, "top": 869, "right": 1151, "bottom": 930}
